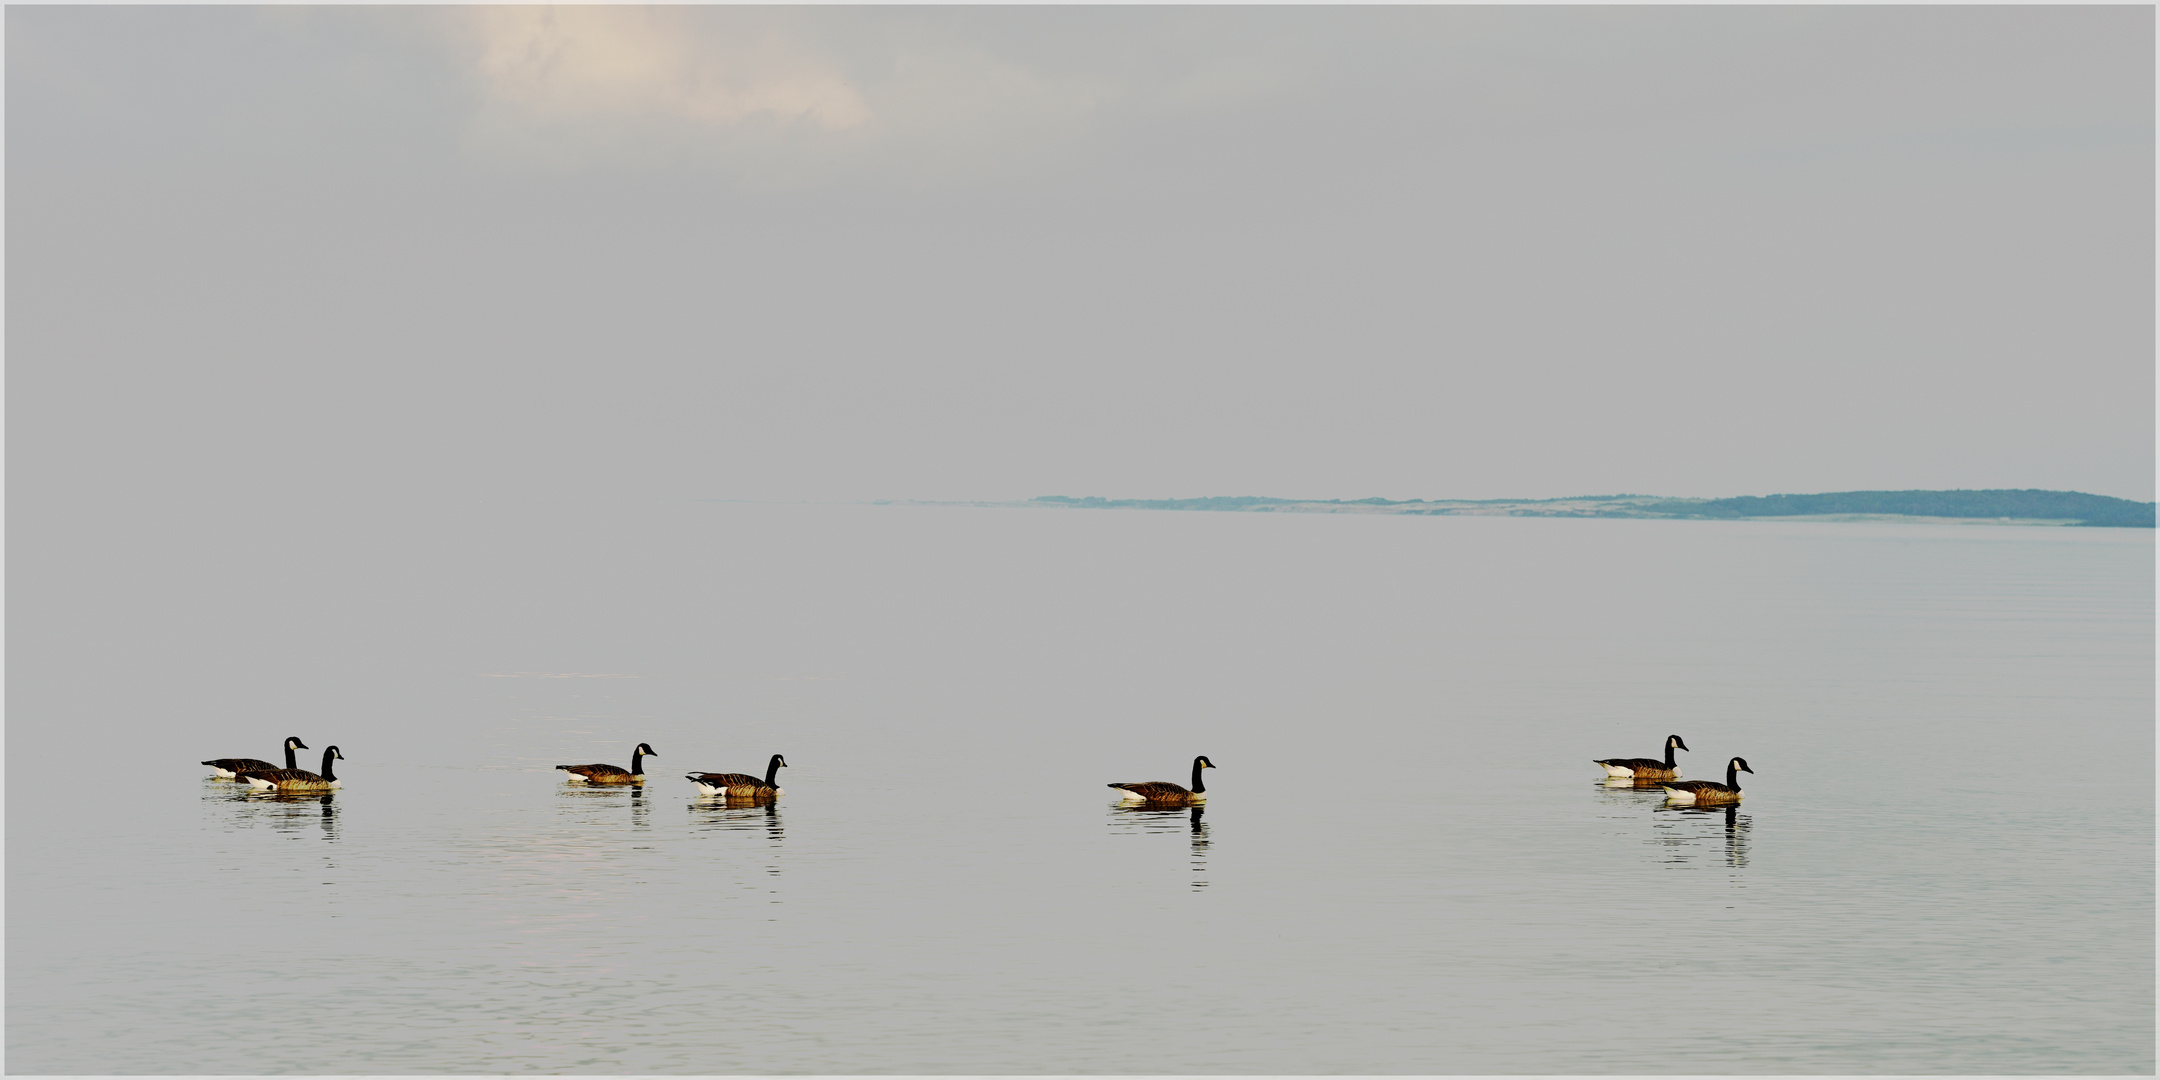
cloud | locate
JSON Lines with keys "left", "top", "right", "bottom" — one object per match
{"left": 444, "top": 8, "right": 1283, "bottom": 183}
{"left": 462, "top": 7, "right": 871, "bottom": 135}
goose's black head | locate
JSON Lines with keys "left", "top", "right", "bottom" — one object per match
{"left": 1668, "top": 735, "right": 1689, "bottom": 753}
{"left": 1730, "top": 756, "right": 1752, "bottom": 774}
{"left": 325, "top": 746, "right": 344, "bottom": 760}
{"left": 1194, "top": 756, "right": 1216, "bottom": 770}
{"left": 770, "top": 754, "right": 788, "bottom": 769}
{"left": 635, "top": 743, "right": 658, "bottom": 756}
{"left": 287, "top": 737, "right": 310, "bottom": 751}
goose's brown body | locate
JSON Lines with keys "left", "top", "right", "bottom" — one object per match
{"left": 240, "top": 746, "right": 343, "bottom": 791}
{"left": 1597, "top": 758, "right": 1681, "bottom": 780}
{"left": 560, "top": 765, "right": 640, "bottom": 783}
{"left": 1109, "top": 781, "right": 1201, "bottom": 802}
{"left": 687, "top": 773, "right": 775, "bottom": 796}
{"left": 1661, "top": 757, "right": 1752, "bottom": 804}
{"left": 207, "top": 757, "right": 281, "bottom": 776}
{"left": 689, "top": 754, "right": 787, "bottom": 797}
{"left": 204, "top": 737, "right": 308, "bottom": 779}
{"left": 1110, "top": 756, "right": 1215, "bottom": 804}
{"left": 244, "top": 769, "right": 337, "bottom": 790}
{"left": 1659, "top": 780, "right": 1740, "bottom": 803}
{"left": 1594, "top": 735, "right": 1687, "bottom": 779}
{"left": 558, "top": 743, "right": 655, "bottom": 784}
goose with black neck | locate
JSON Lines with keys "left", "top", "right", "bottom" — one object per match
{"left": 1110, "top": 756, "right": 1216, "bottom": 804}
{"left": 204, "top": 736, "right": 309, "bottom": 779}
{"left": 238, "top": 745, "right": 344, "bottom": 791}
{"left": 1660, "top": 757, "right": 1752, "bottom": 804}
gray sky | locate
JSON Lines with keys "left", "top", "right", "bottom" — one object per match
{"left": 10, "top": 6, "right": 2153, "bottom": 504}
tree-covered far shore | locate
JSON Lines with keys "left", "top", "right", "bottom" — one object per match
{"left": 1640, "top": 489, "right": 2154, "bottom": 527}
{"left": 1024, "top": 489, "right": 2155, "bottom": 527}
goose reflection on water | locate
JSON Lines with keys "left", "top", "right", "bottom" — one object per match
{"left": 1108, "top": 802, "right": 1211, "bottom": 890}
{"left": 1591, "top": 775, "right": 1682, "bottom": 822}
{"left": 554, "top": 777, "right": 654, "bottom": 829}
{"left": 210, "top": 788, "right": 341, "bottom": 885}
{"left": 1599, "top": 775, "right": 1678, "bottom": 791}
{"left": 220, "top": 785, "right": 340, "bottom": 838}
{"left": 688, "top": 797, "right": 784, "bottom": 876}
{"left": 689, "top": 796, "right": 783, "bottom": 835}
{"left": 1651, "top": 802, "right": 1751, "bottom": 869}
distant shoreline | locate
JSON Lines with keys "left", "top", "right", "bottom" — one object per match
{"left": 885, "top": 489, "right": 2156, "bottom": 529}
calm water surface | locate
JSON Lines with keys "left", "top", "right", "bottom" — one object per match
{"left": 8, "top": 503, "right": 2152, "bottom": 1073}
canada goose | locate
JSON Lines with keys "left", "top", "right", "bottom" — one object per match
{"left": 1110, "top": 756, "right": 1215, "bottom": 803}
{"left": 239, "top": 746, "right": 344, "bottom": 791}
{"left": 557, "top": 743, "right": 655, "bottom": 784}
{"left": 1660, "top": 757, "right": 1752, "bottom": 804}
{"left": 1594, "top": 734, "right": 1687, "bottom": 779}
{"left": 687, "top": 753, "right": 787, "bottom": 797}
{"left": 204, "top": 736, "right": 309, "bottom": 779}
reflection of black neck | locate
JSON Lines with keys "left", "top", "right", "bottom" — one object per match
{"left": 1189, "top": 805, "right": 1206, "bottom": 832}
{"left": 1190, "top": 758, "right": 1207, "bottom": 794}
{"left": 765, "top": 756, "right": 783, "bottom": 787}
{"left": 1723, "top": 805, "right": 1738, "bottom": 830}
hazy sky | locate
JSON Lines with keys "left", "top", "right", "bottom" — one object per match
{"left": 10, "top": 6, "right": 2153, "bottom": 504}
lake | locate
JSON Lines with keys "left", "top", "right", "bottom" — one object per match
{"left": 7, "top": 500, "right": 2152, "bottom": 1073}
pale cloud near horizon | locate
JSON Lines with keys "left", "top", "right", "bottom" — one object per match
{"left": 444, "top": 7, "right": 1211, "bottom": 182}
{"left": 464, "top": 7, "right": 874, "bottom": 133}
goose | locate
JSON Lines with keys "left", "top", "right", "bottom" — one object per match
{"left": 1110, "top": 756, "right": 1215, "bottom": 804}
{"left": 204, "top": 736, "right": 308, "bottom": 779}
{"left": 686, "top": 753, "right": 787, "bottom": 797}
{"left": 1660, "top": 756, "right": 1752, "bottom": 804}
{"left": 1594, "top": 734, "right": 1688, "bottom": 779}
{"left": 557, "top": 743, "right": 655, "bottom": 784}
{"left": 238, "top": 746, "right": 344, "bottom": 791}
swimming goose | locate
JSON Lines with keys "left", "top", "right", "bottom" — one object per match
{"left": 1110, "top": 756, "right": 1215, "bottom": 803}
{"left": 204, "top": 736, "right": 308, "bottom": 779}
{"left": 686, "top": 753, "right": 787, "bottom": 797}
{"left": 239, "top": 746, "right": 344, "bottom": 791}
{"left": 557, "top": 743, "right": 655, "bottom": 784}
{"left": 1660, "top": 757, "right": 1752, "bottom": 804}
{"left": 1594, "top": 734, "right": 1688, "bottom": 779}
